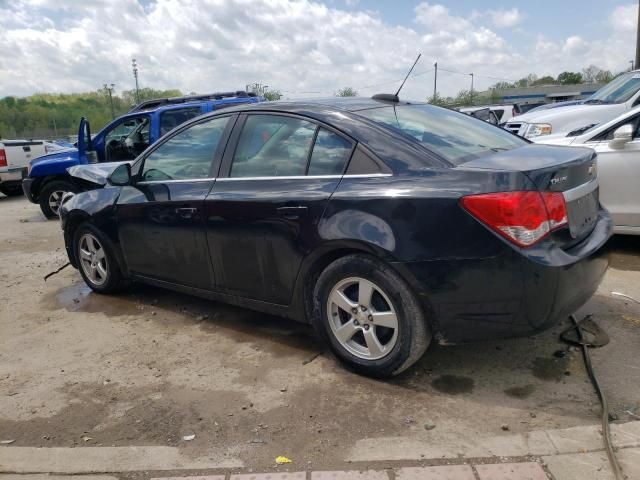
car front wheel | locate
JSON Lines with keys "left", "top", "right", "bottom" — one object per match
{"left": 74, "top": 223, "right": 126, "bottom": 293}
{"left": 312, "top": 254, "right": 431, "bottom": 377}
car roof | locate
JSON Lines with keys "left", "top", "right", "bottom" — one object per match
{"left": 230, "top": 96, "right": 427, "bottom": 112}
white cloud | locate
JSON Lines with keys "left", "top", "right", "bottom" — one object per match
{"left": 609, "top": 3, "right": 638, "bottom": 32}
{"left": 487, "top": 8, "right": 524, "bottom": 28}
{"left": 0, "top": 1, "right": 636, "bottom": 100}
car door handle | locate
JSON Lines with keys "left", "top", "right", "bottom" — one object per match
{"left": 175, "top": 207, "right": 198, "bottom": 219}
{"left": 277, "top": 206, "right": 308, "bottom": 219}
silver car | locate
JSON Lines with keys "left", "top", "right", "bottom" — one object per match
{"left": 533, "top": 107, "right": 640, "bottom": 235}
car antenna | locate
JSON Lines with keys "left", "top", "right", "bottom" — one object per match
{"left": 372, "top": 53, "right": 422, "bottom": 103}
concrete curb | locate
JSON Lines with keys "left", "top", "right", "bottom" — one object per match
{"left": 0, "top": 446, "right": 243, "bottom": 473}
{"left": 345, "top": 421, "right": 640, "bottom": 462}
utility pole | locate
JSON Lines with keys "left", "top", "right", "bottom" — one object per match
{"left": 103, "top": 83, "right": 115, "bottom": 119}
{"left": 631, "top": 60, "right": 635, "bottom": 71}
{"left": 433, "top": 62, "right": 438, "bottom": 100}
{"left": 132, "top": 59, "right": 140, "bottom": 103}
{"left": 470, "top": 73, "right": 474, "bottom": 105}
{"left": 636, "top": 0, "right": 640, "bottom": 71}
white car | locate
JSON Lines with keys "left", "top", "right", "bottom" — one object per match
{"left": 532, "top": 106, "right": 640, "bottom": 235}
{"left": 0, "top": 140, "right": 47, "bottom": 196}
{"left": 460, "top": 104, "right": 518, "bottom": 125}
{"left": 506, "top": 71, "right": 640, "bottom": 139}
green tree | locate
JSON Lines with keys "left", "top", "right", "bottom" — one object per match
{"left": 595, "top": 70, "right": 614, "bottom": 83}
{"left": 531, "top": 75, "right": 556, "bottom": 86}
{"left": 263, "top": 89, "right": 283, "bottom": 101}
{"left": 336, "top": 87, "right": 358, "bottom": 97}
{"left": 557, "top": 71, "right": 583, "bottom": 84}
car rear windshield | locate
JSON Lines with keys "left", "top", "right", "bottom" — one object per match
{"left": 357, "top": 104, "right": 526, "bottom": 165}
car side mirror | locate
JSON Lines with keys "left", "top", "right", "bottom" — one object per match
{"left": 609, "top": 124, "right": 634, "bottom": 149}
{"left": 108, "top": 163, "right": 132, "bottom": 186}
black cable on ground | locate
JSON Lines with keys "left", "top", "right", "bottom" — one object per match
{"left": 566, "top": 314, "right": 625, "bottom": 480}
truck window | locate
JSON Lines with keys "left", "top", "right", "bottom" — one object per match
{"left": 104, "top": 116, "right": 150, "bottom": 162}
{"left": 160, "top": 107, "right": 203, "bottom": 136}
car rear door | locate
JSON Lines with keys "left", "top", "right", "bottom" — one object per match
{"left": 204, "top": 113, "right": 355, "bottom": 304}
{"left": 586, "top": 115, "right": 640, "bottom": 229}
{"left": 116, "top": 114, "right": 236, "bottom": 289}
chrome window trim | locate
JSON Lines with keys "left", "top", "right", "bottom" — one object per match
{"left": 562, "top": 178, "right": 598, "bottom": 202}
{"left": 215, "top": 173, "right": 392, "bottom": 181}
{"left": 135, "top": 173, "right": 392, "bottom": 185}
{"left": 137, "top": 178, "right": 215, "bottom": 185}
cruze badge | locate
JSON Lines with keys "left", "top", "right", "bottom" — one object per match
{"left": 550, "top": 175, "right": 568, "bottom": 185}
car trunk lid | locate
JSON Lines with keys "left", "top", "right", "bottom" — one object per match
{"left": 462, "top": 144, "right": 599, "bottom": 244}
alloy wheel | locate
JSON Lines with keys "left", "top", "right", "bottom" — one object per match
{"left": 48, "top": 190, "right": 66, "bottom": 216}
{"left": 78, "top": 233, "right": 108, "bottom": 286}
{"left": 327, "top": 276, "right": 399, "bottom": 360}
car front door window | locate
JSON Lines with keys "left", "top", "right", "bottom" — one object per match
{"left": 142, "top": 116, "right": 230, "bottom": 181}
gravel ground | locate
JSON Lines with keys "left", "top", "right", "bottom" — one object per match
{"left": 1, "top": 193, "right": 639, "bottom": 471}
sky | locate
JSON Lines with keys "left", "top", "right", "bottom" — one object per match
{"left": 0, "top": 0, "right": 637, "bottom": 100}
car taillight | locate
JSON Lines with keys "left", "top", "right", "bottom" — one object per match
{"left": 461, "top": 191, "right": 568, "bottom": 247}
{"left": 0, "top": 148, "right": 6, "bottom": 167}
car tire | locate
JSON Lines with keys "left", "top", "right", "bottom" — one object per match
{"left": 0, "top": 185, "right": 23, "bottom": 196}
{"left": 312, "top": 254, "right": 431, "bottom": 378}
{"left": 73, "top": 222, "right": 126, "bottom": 294}
{"left": 39, "top": 180, "right": 79, "bottom": 219}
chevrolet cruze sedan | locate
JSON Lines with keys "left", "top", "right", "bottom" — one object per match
{"left": 60, "top": 97, "right": 611, "bottom": 377}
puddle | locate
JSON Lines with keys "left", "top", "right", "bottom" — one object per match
{"left": 531, "top": 356, "right": 570, "bottom": 381}
{"left": 43, "top": 282, "right": 142, "bottom": 317}
{"left": 504, "top": 384, "right": 536, "bottom": 399}
{"left": 430, "top": 374, "right": 474, "bottom": 395}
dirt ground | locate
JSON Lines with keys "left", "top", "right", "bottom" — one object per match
{"left": 1, "top": 193, "right": 639, "bottom": 471}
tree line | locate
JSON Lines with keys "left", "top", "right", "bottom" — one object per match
{"left": 0, "top": 64, "right": 625, "bottom": 139}
{"left": 0, "top": 87, "right": 181, "bottom": 140}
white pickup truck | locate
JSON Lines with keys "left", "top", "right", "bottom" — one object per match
{"left": 504, "top": 70, "right": 640, "bottom": 139}
{"left": 0, "top": 140, "right": 47, "bottom": 196}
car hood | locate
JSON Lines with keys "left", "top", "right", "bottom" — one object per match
{"left": 530, "top": 134, "right": 577, "bottom": 146}
{"left": 67, "top": 161, "right": 131, "bottom": 186}
{"left": 510, "top": 103, "right": 624, "bottom": 134}
{"left": 30, "top": 148, "right": 79, "bottom": 167}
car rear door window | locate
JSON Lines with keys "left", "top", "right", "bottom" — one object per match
{"left": 308, "top": 128, "right": 353, "bottom": 175}
{"left": 141, "top": 116, "right": 229, "bottom": 181}
{"left": 230, "top": 115, "right": 316, "bottom": 177}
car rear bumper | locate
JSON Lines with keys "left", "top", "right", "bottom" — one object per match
{"left": 22, "top": 177, "right": 37, "bottom": 203}
{"left": 395, "top": 209, "right": 612, "bottom": 344}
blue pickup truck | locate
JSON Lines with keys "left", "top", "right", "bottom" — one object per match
{"left": 23, "top": 91, "right": 261, "bottom": 218}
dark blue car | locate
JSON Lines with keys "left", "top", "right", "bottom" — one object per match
{"left": 23, "top": 91, "right": 261, "bottom": 217}
{"left": 59, "top": 97, "right": 611, "bottom": 377}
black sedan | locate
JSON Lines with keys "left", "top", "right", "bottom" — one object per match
{"left": 59, "top": 97, "right": 611, "bottom": 377}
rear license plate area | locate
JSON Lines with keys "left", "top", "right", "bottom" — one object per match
{"left": 565, "top": 188, "right": 598, "bottom": 238}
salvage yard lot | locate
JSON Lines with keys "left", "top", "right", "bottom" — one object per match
{"left": 1, "top": 193, "right": 639, "bottom": 472}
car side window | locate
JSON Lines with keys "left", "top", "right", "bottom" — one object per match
{"left": 160, "top": 107, "right": 203, "bottom": 136}
{"left": 141, "top": 116, "right": 229, "bottom": 181}
{"left": 230, "top": 115, "right": 316, "bottom": 177}
{"left": 308, "top": 128, "right": 353, "bottom": 175}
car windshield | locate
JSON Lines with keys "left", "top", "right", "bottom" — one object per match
{"left": 357, "top": 104, "right": 526, "bottom": 165}
{"left": 586, "top": 72, "right": 640, "bottom": 104}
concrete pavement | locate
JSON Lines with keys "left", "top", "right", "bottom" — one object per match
{"left": 1, "top": 421, "right": 639, "bottom": 479}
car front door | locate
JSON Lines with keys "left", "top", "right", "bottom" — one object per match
{"left": 587, "top": 116, "right": 640, "bottom": 229}
{"left": 204, "top": 113, "right": 355, "bottom": 304}
{"left": 116, "top": 114, "right": 235, "bottom": 288}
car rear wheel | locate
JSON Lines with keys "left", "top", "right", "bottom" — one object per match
{"left": 312, "top": 254, "right": 431, "bottom": 377}
{"left": 74, "top": 223, "right": 126, "bottom": 294}
{"left": 39, "top": 180, "right": 78, "bottom": 218}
